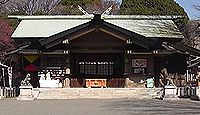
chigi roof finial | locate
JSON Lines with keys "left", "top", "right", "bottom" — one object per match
{"left": 102, "top": 5, "right": 113, "bottom": 15}
{"left": 78, "top": 5, "right": 113, "bottom": 16}
{"left": 78, "top": 5, "right": 90, "bottom": 15}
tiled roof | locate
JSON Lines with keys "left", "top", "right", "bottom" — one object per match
{"left": 105, "top": 19, "right": 183, "bottom": 38}
{"left": 9, "top": 15, "right": 184, "bottom": 39}
{"left": 11, "top": 19, "right": 90, "bottom": 38}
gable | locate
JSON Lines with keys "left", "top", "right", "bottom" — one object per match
{"left": 40, "top": 23, "right": 130, "bottom": 49}
{"left": 71, "top": 30, "right": 125, "bottom": 43}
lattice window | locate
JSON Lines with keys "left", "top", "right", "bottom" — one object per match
{"left": 78, "top": 61, "right": 114, "bottom": 76}
{"left": 85, "top": 62, "right": 96, "bottom": 75}
{"left": 46, "top": 57, "right": 64, "bottom": 67}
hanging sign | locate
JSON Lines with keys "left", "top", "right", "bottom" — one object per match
{"left": 132, "top": 59, "right": 147, "bottom": 67}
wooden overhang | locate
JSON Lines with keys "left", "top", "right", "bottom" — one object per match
{"left": 39, "top": 14, "right": 156, "bottom": 49}
{"left": 187, "top": 58, "right": 200, "bottom": 69}
{"left": 169, "top": 42, "right": 200, "bottom": 57}
{"left": 163, "top": 42, "right": 200, "bottom": 69}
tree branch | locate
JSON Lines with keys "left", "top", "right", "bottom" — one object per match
{"left": 0, "top": 0, "right": 9, "bottom": 5}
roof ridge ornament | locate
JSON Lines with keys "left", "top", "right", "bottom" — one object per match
{"left": 102, "top": 5, "right": 113, "bottom": 15}
{"left": 78, "top": 5, "right": 90, "bottom": 15}
{"left": 78, "top": 5, "right": 113, "bottom": 16}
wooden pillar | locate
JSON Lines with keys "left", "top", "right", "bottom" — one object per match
{"left": 124, "top": 54, "right": 129, "bottom": 75}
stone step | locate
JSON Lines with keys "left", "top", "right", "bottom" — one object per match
{"left": 37, "top": 95, "right": 150, "bottom": 100}
{"left": 36, "top": 88, "right": 158, "bottom": 99}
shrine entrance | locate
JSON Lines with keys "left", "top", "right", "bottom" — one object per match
{"left": 73, "top": 53, "right": 123, "bottom": 77}
{"left": 70, "top": 53, "right": 125, "bottom": 87}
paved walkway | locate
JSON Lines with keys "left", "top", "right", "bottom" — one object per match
{"left": 0, "top": 98, "right": 200, "bottom": 115}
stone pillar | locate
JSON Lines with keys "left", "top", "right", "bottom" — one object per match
{"left": 63, "top": 78, "right": 70, "bottom": 88}
{"left": 17, "top": 86, "right": 34, "bottom": 100}
{"left": 164, "top": 85, "right": 178, "bottom": 100}
{"left": 0, "top": 87, "right": 2, "bottom": 99}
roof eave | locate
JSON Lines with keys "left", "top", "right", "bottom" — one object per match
{"left": 8, "top": 15, "right": 94, "bottom": 20}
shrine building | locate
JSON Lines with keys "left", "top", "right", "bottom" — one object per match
{"left": 9, "top": 14, "right": 200, "bottom": 88}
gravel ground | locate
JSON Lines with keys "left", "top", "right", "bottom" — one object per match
{"left": 0, "top": 98, "right": 200, "bottom": 115}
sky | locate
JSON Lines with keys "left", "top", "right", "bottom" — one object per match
{"left": 175, "top": 0, "right": 200, "bottom": 19}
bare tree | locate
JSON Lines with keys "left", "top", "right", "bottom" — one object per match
{"left": 0, "top": 0, "right": 9, "bottom": 12}
{"left": 181, "top": 4, "right": 200, "bottom": 49}
{"left": 183, "top": 20, "right": 200, "bottom": 49}
{"left": 0, "top": 0, "right": 9, "bottom": 5}
{"left": 1, "top": 0, "right": 60, "bottom": 15}
{"left": 84, "top": 0, "right": 120, "bottom": 14}
{"left": 193, "top": 4, "right": 200, "bottom": 18}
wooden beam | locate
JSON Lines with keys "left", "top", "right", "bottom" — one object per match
{"left": 69, "top": 42, "right": 125, "bottom": 47}
{"left": 44, "top": 28, "right": 95, "bottom": 49}
{"left": 40, "top": 23, "right": 90, "bottom": 45}
{"left": 68, "top": 28, "right": 95, "bottom": 41}
{"left": 99, "top": 28, "right": 127, "bottom": 41}
{"left": 19, "top": 49, "right": 39, "bottom": 54}
{"left": 71, "top": 49, "right": 124, "bottom": 53}
{"left": 129, "top": 51, "right": 175, "bottom": 55}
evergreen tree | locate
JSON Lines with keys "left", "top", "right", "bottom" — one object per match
{"left": 120, "top": 0, "right": 186, "bottom": 15}
{"left": 120, "top": 0, "right": 188, "bottom": 29}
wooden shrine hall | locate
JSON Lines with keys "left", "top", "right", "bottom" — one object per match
{"left": 9, "top": 14, "right": 200, "bottom": 88}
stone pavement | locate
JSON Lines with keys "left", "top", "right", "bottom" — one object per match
{"left": 0, "top": 98, "right": 200, "bottom": 115}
